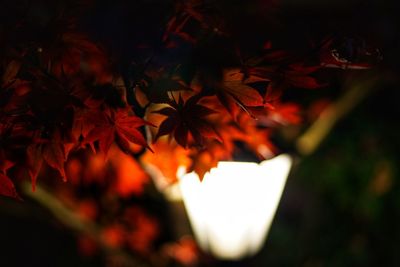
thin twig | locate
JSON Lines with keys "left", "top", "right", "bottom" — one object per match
{"left": 21, "top": 182, "right": 154, "bottom": 267}
{"left": 296, "top": 71, "right": 382, "bottom": 156}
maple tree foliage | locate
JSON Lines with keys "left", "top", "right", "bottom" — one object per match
{"left": 0, "top": 0, "right": 380, "bottom": 199}
{"left": 0, "top": 0, "right": 384, "bottom": 267}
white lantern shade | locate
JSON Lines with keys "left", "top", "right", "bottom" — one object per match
{"left": 178, "top": 154, "right": 292, "bottom": 260}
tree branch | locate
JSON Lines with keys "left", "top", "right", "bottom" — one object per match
{"left": 296, "top": 71, "right": 382, "bottom": 156}
{"left": 21, "top": 182, "right": 154, "bottom": 267}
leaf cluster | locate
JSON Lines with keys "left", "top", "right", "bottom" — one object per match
{"left": 0, "top": 0, "right": 379, "bottom": 198}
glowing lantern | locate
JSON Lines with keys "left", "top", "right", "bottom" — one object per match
{"left": 178, "top": 154, "right": 292, "bottom": 260}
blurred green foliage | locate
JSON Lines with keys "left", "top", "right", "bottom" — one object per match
{"left": 257, "top": 83, "right": 400, "bottom": 267}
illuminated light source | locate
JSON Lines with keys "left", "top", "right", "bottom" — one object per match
{"left": 178, "top": 154, "right": 292, "bottom": 260}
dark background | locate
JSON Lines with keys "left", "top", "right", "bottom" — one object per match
{"left": 1, "top": 0, "right": 399, "bottom": 266}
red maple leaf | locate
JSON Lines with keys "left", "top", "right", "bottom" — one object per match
{"left": 189, "top": 148, "right": 223, "bottom": 180}
{"left": 27, "top": 130, "right": 72, "bottom": 189}
{"left": 153, "top": 95, "right": 221, "bottom": 148}
{"left": 238, "top": 46, "right": 325, "bottom": 97}
{"left": 42, "top": 140, "right": 68, "bottom": 181}
{"left": 186, "top": 113, "right": 245, "bottom": 179}
{"left": 72, "top": 106, "right": 102, "bottom": 142}
{"left": 244, "top": 63, "right": 324, "bottom": 91}
{"left": 199, "top": 69, "right": 265, "bottom": 120}
{"left": 85, "top": 108, "right": 153, "bottom": 156}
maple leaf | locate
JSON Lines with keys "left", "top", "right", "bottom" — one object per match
{"left": 153, "top": 94, "right": 221, "bottom": 148}
{"left": 27, "top": 130, "right": 72, "bottom": 188}
{"left": 0, "top": 173, "right": 21, "bottom": 200}
{"left": 204, "top": 69, "right": 265, "bottom": 119}
{"left": 189, "top": 148, "right": 220, "bottom": 180}
{"left": 188, "top": 123, "right": 268, "bottom": 179}
{"left": 244, "top": 63, "right": 324, "bottom": 91}
{"left": 72, "top": 107, "right": 101, "bottom": 142}
{"left": 42, "top": 139, "right": 68, "bottom": 181}
{"left": 186, "top": 113, "right": 245, "bottom": 179}
{"left": 85, "top": 109, "right": 153, "bottom": 156}
{"left": 238, "top": 45, "right": 325, "bottom": 95}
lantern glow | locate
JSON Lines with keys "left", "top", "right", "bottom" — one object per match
{"left": 178, "top": 154, "right": 293, "bottom": 260}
